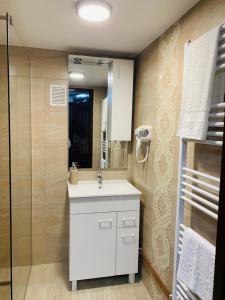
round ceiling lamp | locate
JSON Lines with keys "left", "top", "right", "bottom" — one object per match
{"left": 76, "top": 0, "right": 112, "bottom": 22}
{"left": 69, "top": 71, "right": 85, "bottom": 80}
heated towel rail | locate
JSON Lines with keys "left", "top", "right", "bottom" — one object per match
{"left": 172, "top": 24, "right": 225, "bottom": 300}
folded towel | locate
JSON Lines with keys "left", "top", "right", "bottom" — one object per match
{"left": 212, "top": 71, "right": 225, "bottom": 105}
{"left": 177, "top": 25, "right": 222, "bottom": 140}
{"left": 177, "top": 228, "right": 215, "bottom": 300}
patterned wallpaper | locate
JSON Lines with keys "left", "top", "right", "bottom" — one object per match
{"left": 130, "top": 0, "right": 225, "bottom": 298}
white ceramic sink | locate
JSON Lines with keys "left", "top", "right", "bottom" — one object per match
{"left": 68, "top": 180, "right": 141, "bottom": 198}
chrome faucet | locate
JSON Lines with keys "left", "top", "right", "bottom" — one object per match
{"left": 97, "top": 169, "right": 103, "bottom": 188}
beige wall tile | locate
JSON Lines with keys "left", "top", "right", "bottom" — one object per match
{"left": 45, "top": 173, "right": 68, "bottom": 205}
{"left": 31, "top": 61, "right": 44, "bottom": 78}
{"left": 45, "top": 144, "right": 67, "bottom": 176}
{"left": 44, "top": 55, "right": 68, "bottom": 80}
{"left": 45, "top": 111, "right": 67, "bottom": 144}
{"left": 16, "top": 77, "right": 31, "bottom": 111}
{"left": 15, "top": 110, "right": 31, "bottom": 145}
{"left": 12, "top": 148, "right": 32, "bottom": 178}
{"left": 32, "top": 110, "right": 45, "bottom": 144}
{"left": 32, "top": 206, "right": 45, "bottom": 236}
{"left": 9, "top": 49, "right": 31, "bottom": 78}
{"left": 0, "top": 236, "right": 10, "bottom": 267}
{"left": 12, "top": 207, "right": 31, "bottom": 237}
{"left": 0, "top": 76, "right": 8, "bottom": 113}
{"left": 11, "top": 177, "right": 32, "bottom": 208}
{"left": 77, "top": 169, "right": 130, "bottom": 181}
{"left": 0, "top": 176, "right": 10, "bottom": 208}
{"left": 0, "top": 133, "right": 9, "bottom": 179}
{"left": 9, "top": 76, "right": 17, "bottom": 110}
{"left": 44, "top": 231, "right": 68, "bottom": 263}
{"left": 31, "top": 78, "right": 44, "bottom": 111}
{"left": 0, "top": 46, "right": 8, "bottom": 77}
{"left": 0, "top": 208, "right": 10, "bottom": 239}
{"left": 32, "top": 177, "right": 45, "bottom": 207}
{"left": 12, "top": 235, "right": 32, "bottom": 266}
{"left": 45, "top": 204, "right": 68, "bottom": 237}
{"left": 32, "top": 144, "right": 45, "bottom": 176}
{"left": 0, "top": 285, "right": 11, "bottom": 299}
{"left": 32, "top": 235, "right": 47, "bottom": 265}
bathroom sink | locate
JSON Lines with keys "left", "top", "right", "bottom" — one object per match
{"left": 68, "top": 180, "right": 141, "bottom": 198}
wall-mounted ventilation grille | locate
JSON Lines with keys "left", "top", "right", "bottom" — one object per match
{"left": 50, "top": 85, "right": 67, "bottom": 106}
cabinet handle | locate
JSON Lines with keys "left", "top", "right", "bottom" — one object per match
{"left": 98, "top": 219, "right": 113, "bottom": 224}
{"left": 98, "top": 219, "right": 113, "bottom": 229}
{"left": 122, "top": 217, "right": 135, "bottom": 221}
{"left": 121, "top": 233, "right": 136, "bottom": 243}
{"left": 122, "top": 217, "right": 136, "bottom": 227}
{"left": 121, "top": 233, "right": 135, "bottom": 238}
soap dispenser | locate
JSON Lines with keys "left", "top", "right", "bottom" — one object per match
{"left": 69, "top": 162, "right": 79, "bottom": 185}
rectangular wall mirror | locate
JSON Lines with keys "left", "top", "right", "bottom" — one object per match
{"left": 68, "top": 55, "right": 134, "bottom": 170}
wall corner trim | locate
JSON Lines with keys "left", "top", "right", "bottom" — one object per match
{"left": 140, "top": 249, "right": 171, "bottom": 298}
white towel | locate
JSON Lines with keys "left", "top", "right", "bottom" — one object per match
{"left": 177, "top": 25, "right": 222, "bottom": 140}
{"left": 177, "top": 228, "right": 215, "bottom": 300}
{"left": 212, "top": 71, "right": 225, "bottom": 105}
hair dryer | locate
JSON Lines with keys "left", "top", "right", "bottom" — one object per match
{"left": 135, "top": 126, "right": 152, "bottom": 163}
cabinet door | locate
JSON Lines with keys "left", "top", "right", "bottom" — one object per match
{"left": 107, "top": 59, "right": 134, "bottom": 141}
{"left": 69, "top": 212, "right": 116, "bottom": 281}
{"left": 116, "top": 227, "right": 139, "bottom": 275}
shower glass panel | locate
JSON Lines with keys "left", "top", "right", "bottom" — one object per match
{"left": 0, "top": 14, "right": 12, "bottom": 300}
{"left": 0, "top": 14, "right": 32, "bottom": 300}
{"left": 8, "top": 16, "right": 32, "bottom": 300}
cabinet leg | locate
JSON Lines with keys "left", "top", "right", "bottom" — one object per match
{"left": 129, "top": 274, "right": 135, "bottom": 284}
{"left": 71, "top": 280, "right": 77, "bottom": 291}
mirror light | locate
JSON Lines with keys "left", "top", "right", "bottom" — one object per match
{"left": 76, "top": 0, "right": 112, "bottom": 22}
{"left": 69, "top": 71, "right": 85, "bottom": 80}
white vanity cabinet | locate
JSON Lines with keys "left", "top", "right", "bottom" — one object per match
{"left": 68, "top": 180, "right": 141, "bottom": 291}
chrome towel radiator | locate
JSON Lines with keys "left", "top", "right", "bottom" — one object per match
{"left": 172, "top": 24, "right": 225, "bottom": 300}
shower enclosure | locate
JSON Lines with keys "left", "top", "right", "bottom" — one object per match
{"left": 0, "top": 13, "right": 32, "bottom": 300}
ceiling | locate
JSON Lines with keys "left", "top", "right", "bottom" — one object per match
{"left": 1, "top": 0, "right": 199, "bottom": 56}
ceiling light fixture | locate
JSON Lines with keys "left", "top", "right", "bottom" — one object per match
{"left": 76, "top": 0, "right": 112, "bottom": 22}
{"left": 69, "top": 71, "right": 85, "bottom": 80}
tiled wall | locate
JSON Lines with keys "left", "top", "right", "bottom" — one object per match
{"left": 31, "top": 49, "right": 69, "bottom": 264}
{"left": 130, "top": 0, "right": 225, "bottom": 298}
{"left": 30, "top": 48, "right": 129, "bottom": 264}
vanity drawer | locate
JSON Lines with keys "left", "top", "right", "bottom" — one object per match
{"left": 116, "top": 227, "right": 139, "bottom": 275}
{"left": 70, "top": 195, "right": 140, "bottom": 214}
{"left": 117, "top": 211, "right": 139, "bottom": 228}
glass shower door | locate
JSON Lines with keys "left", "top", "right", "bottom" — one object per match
{"left": 8, "top": 16, "right": 32, "bottom": 300}
{"left": 0, "top": 13, "right": 32, "bottom": 300}
{"left": 0, "top": 13, "right": 12, "bottom": 300}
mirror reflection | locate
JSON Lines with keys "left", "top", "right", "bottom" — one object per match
{"left": 68, "top": 55, "right": 128, "bottom": 169}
